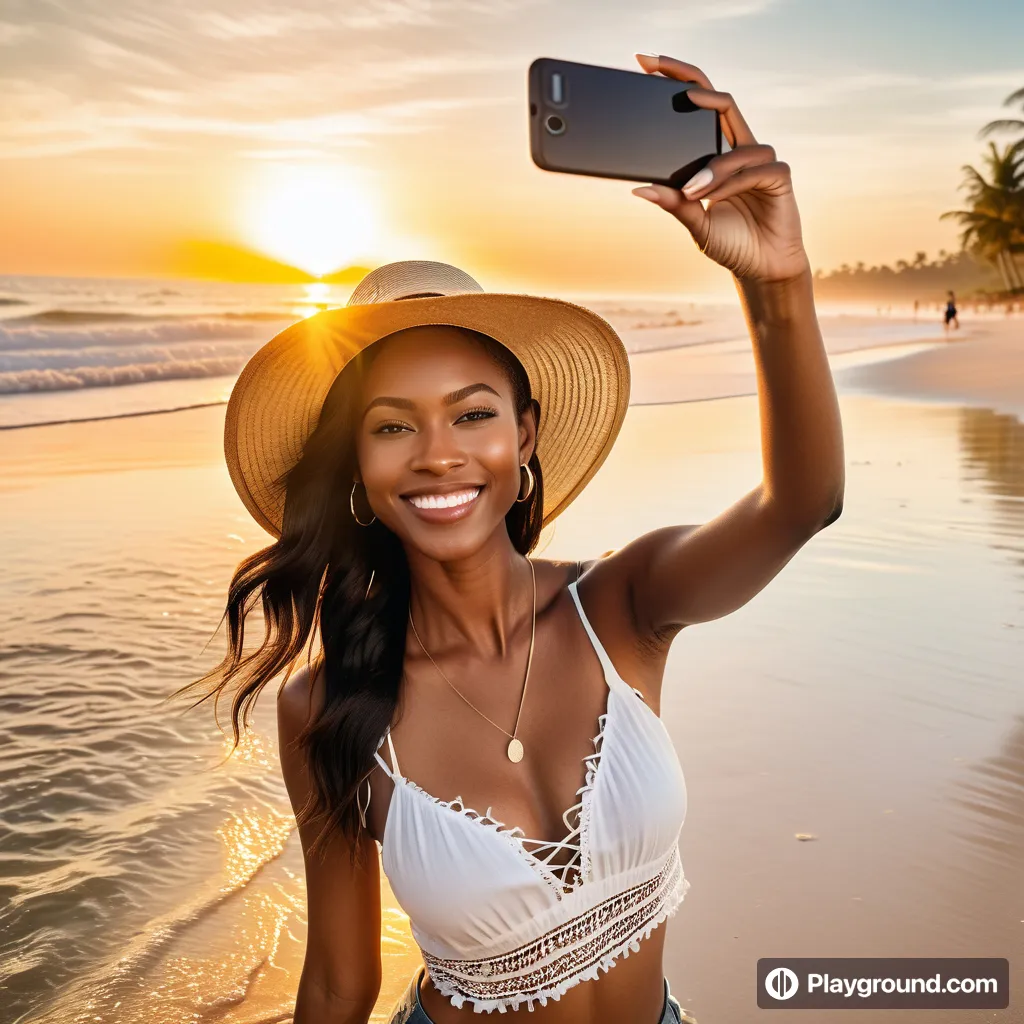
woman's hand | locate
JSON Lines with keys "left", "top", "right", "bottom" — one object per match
{"left": 631, "top": 53, "right": 810, "bottom": 284}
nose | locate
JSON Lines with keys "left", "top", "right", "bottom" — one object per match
{"left": 408, "top": 421, "right": 467, "bottom": 476}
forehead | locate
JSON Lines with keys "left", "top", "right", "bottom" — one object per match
{"left": 360, "top": 325, "right": 511, "bottom": 399}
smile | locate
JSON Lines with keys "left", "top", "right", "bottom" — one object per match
{"left": 406, "top": 487, "right": 481, "bottom": 510}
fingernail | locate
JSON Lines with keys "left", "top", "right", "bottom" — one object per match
{"left": 632, "top": 186, "right": 660, "bottom": 203}
{"left": 635, "top": 52, "right": 660, "bottom": 65}
{"left": 681, "top": 167, "right": 713, "bottom": 195}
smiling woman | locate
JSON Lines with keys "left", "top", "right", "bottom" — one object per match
{"left": 176, "top": 52, "right": 845, "bottom": 1024}
{"left": 242, "top": 165, "right": 380, "bottom": 278}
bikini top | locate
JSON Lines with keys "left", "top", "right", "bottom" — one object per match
{"left": 369, "top": 575, "right": 690, "bottom": 1013}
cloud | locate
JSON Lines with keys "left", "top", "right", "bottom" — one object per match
{"left": 722, "top": 67, "right": 1024, "bottom": 137}
{"left": 641, "top": 0, "right": 778, "bottom": 28}
{"left": 734, "top": 70, "right": 922, "bottom": 111}
{"left": 120, "top": 94, "right": 504, "bottom": 144}
{"left": 0, "top": 1, "right": 539, "bottom": 158}
{"left": 191, "top": 10, "right": 334, "bottom": 39}
{"left": 0, "top": 89, "right": 510, "bottom": 159}
{"left": 0, "top": 21, "right": 36, "bottom": 45}
{"left": 940, "top": 71, "right": 1024, "bottom": 93}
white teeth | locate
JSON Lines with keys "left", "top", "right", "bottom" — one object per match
{"left": 408, "top": 488, "right": 480, "bottom": 510}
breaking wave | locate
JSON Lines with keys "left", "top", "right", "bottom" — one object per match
{"left": 0, "top": 315, "right": 295, "bottom": 396}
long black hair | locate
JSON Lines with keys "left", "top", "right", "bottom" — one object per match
{"left": 176, "top": 327, "right": 544, "bottom": 855}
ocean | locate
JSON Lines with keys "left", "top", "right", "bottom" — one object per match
{"left": 0, "top": 274, "right": 951, "bottom": 429}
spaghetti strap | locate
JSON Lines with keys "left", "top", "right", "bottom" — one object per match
{"left": 373, "top": 728, "right": 401, "bottom": 779}
{"left": 386, "top": 730, "right": 402, "bottom": 777}
{"left": 567, "top": 578, "right": 622, "bottom": 689}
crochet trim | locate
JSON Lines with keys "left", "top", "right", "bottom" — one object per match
{"left": 422, "top": 850, "right": 688, "bottom": 1014}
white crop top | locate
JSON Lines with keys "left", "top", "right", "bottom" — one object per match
{"left": 370, "top": 577, "right": 689, "bottom": 1013}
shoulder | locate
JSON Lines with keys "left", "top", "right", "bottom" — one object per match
{"left": 531, "top": 556, "right": 587, "bottom": 608}
{"left": 276, "top": 657, "right": 328, "bottom": 805}
{"left": 277, "top": 655, "right": 327, "bottom": 742}
{"left": 577, "top": 528, "right": 694, "bottom": 610}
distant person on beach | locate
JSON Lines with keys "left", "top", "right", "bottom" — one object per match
{"left": 179, "top": 54, "right": 845, "bottom": 1024}
{"left": 944, "top": 290, "right": 960, "bottom": 331}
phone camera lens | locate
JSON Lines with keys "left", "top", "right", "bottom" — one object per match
{"left": 544, "top": 114, "right": 566, "bottom": 135}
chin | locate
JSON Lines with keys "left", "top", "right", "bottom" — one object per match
{"left": 405, "top": 522, "right": 502, "bottom": 564}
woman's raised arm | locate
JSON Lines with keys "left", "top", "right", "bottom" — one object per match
{"left": 278, "top": 663, "right": 383, "bottom": 1024}
{"left": 605, "top": 54, "right": 845, "bottom": 642}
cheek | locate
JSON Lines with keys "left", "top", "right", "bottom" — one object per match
{"left": 356, "top": 437, "right": 404, "bottom": 492}
{"left": 471, "top": 426, "right": 523, "bottom": 481}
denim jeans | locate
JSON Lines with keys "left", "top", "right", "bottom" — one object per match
{"left": 387, "top": 967, "right": 699, "bottom": 1023}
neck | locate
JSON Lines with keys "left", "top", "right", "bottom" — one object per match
{"left": 405, "top": 529, "right": 533, "bottom": 658}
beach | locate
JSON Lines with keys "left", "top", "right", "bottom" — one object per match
{"left": 1, "top": 292, "right": 1022, "bottom": 1024}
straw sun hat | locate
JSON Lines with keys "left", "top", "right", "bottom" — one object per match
{"left": 224, "top": 260, "right": 631, "bottom": 537}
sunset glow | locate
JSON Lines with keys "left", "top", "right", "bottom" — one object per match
{"left": 0, "top": 2, "right": 1021, "bottom": 293}
{"left": 243, "top": 166, "right": 380, "bottom": 278}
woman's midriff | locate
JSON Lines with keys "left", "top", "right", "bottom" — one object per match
{"left": 417, "top": 918, "right": 670, "bottom": 1024}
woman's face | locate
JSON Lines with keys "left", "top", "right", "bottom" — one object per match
{"left": 354, "top": 326, "right": 537, "bottom": 563}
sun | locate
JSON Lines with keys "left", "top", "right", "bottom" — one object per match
{"left": 243, "top": 165, "right": 379, "bottom": 278}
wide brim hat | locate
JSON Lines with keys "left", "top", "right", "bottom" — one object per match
{"left": 224, "top": 260, "right": 630, "bottom": 537}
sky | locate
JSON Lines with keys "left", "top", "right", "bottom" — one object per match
{"left": 1, "top": 0, "right": 1023, "bottom": 295}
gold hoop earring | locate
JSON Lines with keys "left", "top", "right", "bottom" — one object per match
{"left": 516, "top": 463, "right": 535, "bottom": 503}
{"left": 350, "top": 481, "right": 377, "bottom": 526}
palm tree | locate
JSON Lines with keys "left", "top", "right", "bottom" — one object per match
{"left": 981, "top": 86, "right": 1024, "bottom": 161}
{"left": 978, "top": 86, "right": 1024, "bottom": 291}
{"left": 941, "top": 142, "right": 1024, "bottom": 292}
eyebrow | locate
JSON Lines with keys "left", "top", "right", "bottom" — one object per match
{"left": 362, "top": 382, "right": 501, "bottom": 418}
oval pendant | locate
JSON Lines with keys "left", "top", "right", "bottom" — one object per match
{"left": 507, "top": 738, "right": 524, "bottom": 763}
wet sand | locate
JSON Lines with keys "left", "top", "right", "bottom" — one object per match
{"left": 1, "top": 317, "right": 1022, "bottom": 1023}
{"left": 837, "top": 317, "right": 1024, "bottom": 420}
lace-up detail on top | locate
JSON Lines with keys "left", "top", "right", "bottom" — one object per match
{"left": 394, "top": 711, "right": 608, "bottom": 895}
{"left": 524, "top": 711, "right": 606, "bottom": 891}
{"left": 372, "top": 574, "right": 689, "bottom": 1013}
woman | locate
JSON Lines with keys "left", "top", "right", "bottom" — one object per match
{"left": 185, "top": 54, "right": 844, "bottom": 1024}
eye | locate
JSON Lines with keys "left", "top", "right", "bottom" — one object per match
{"left": 372, "top": 420, "right": 412, "bottom": 435}
{"left": 456, "top": 406, "right": 498, "bottom": 424}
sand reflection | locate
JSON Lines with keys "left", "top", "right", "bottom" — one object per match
{"left": 959, "top": 407, "right": 1024, "bottom": 560}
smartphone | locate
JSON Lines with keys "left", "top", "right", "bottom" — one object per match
{"left": 528, "top": 57, "right": 722, "bottom": 189}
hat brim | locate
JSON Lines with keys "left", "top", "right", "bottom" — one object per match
{"left": 224, "top": 293, "right": 631, "bottom": 537}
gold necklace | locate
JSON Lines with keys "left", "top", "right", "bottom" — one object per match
{"left": 408, "top": 558, "right": 537, "bottom": 764}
